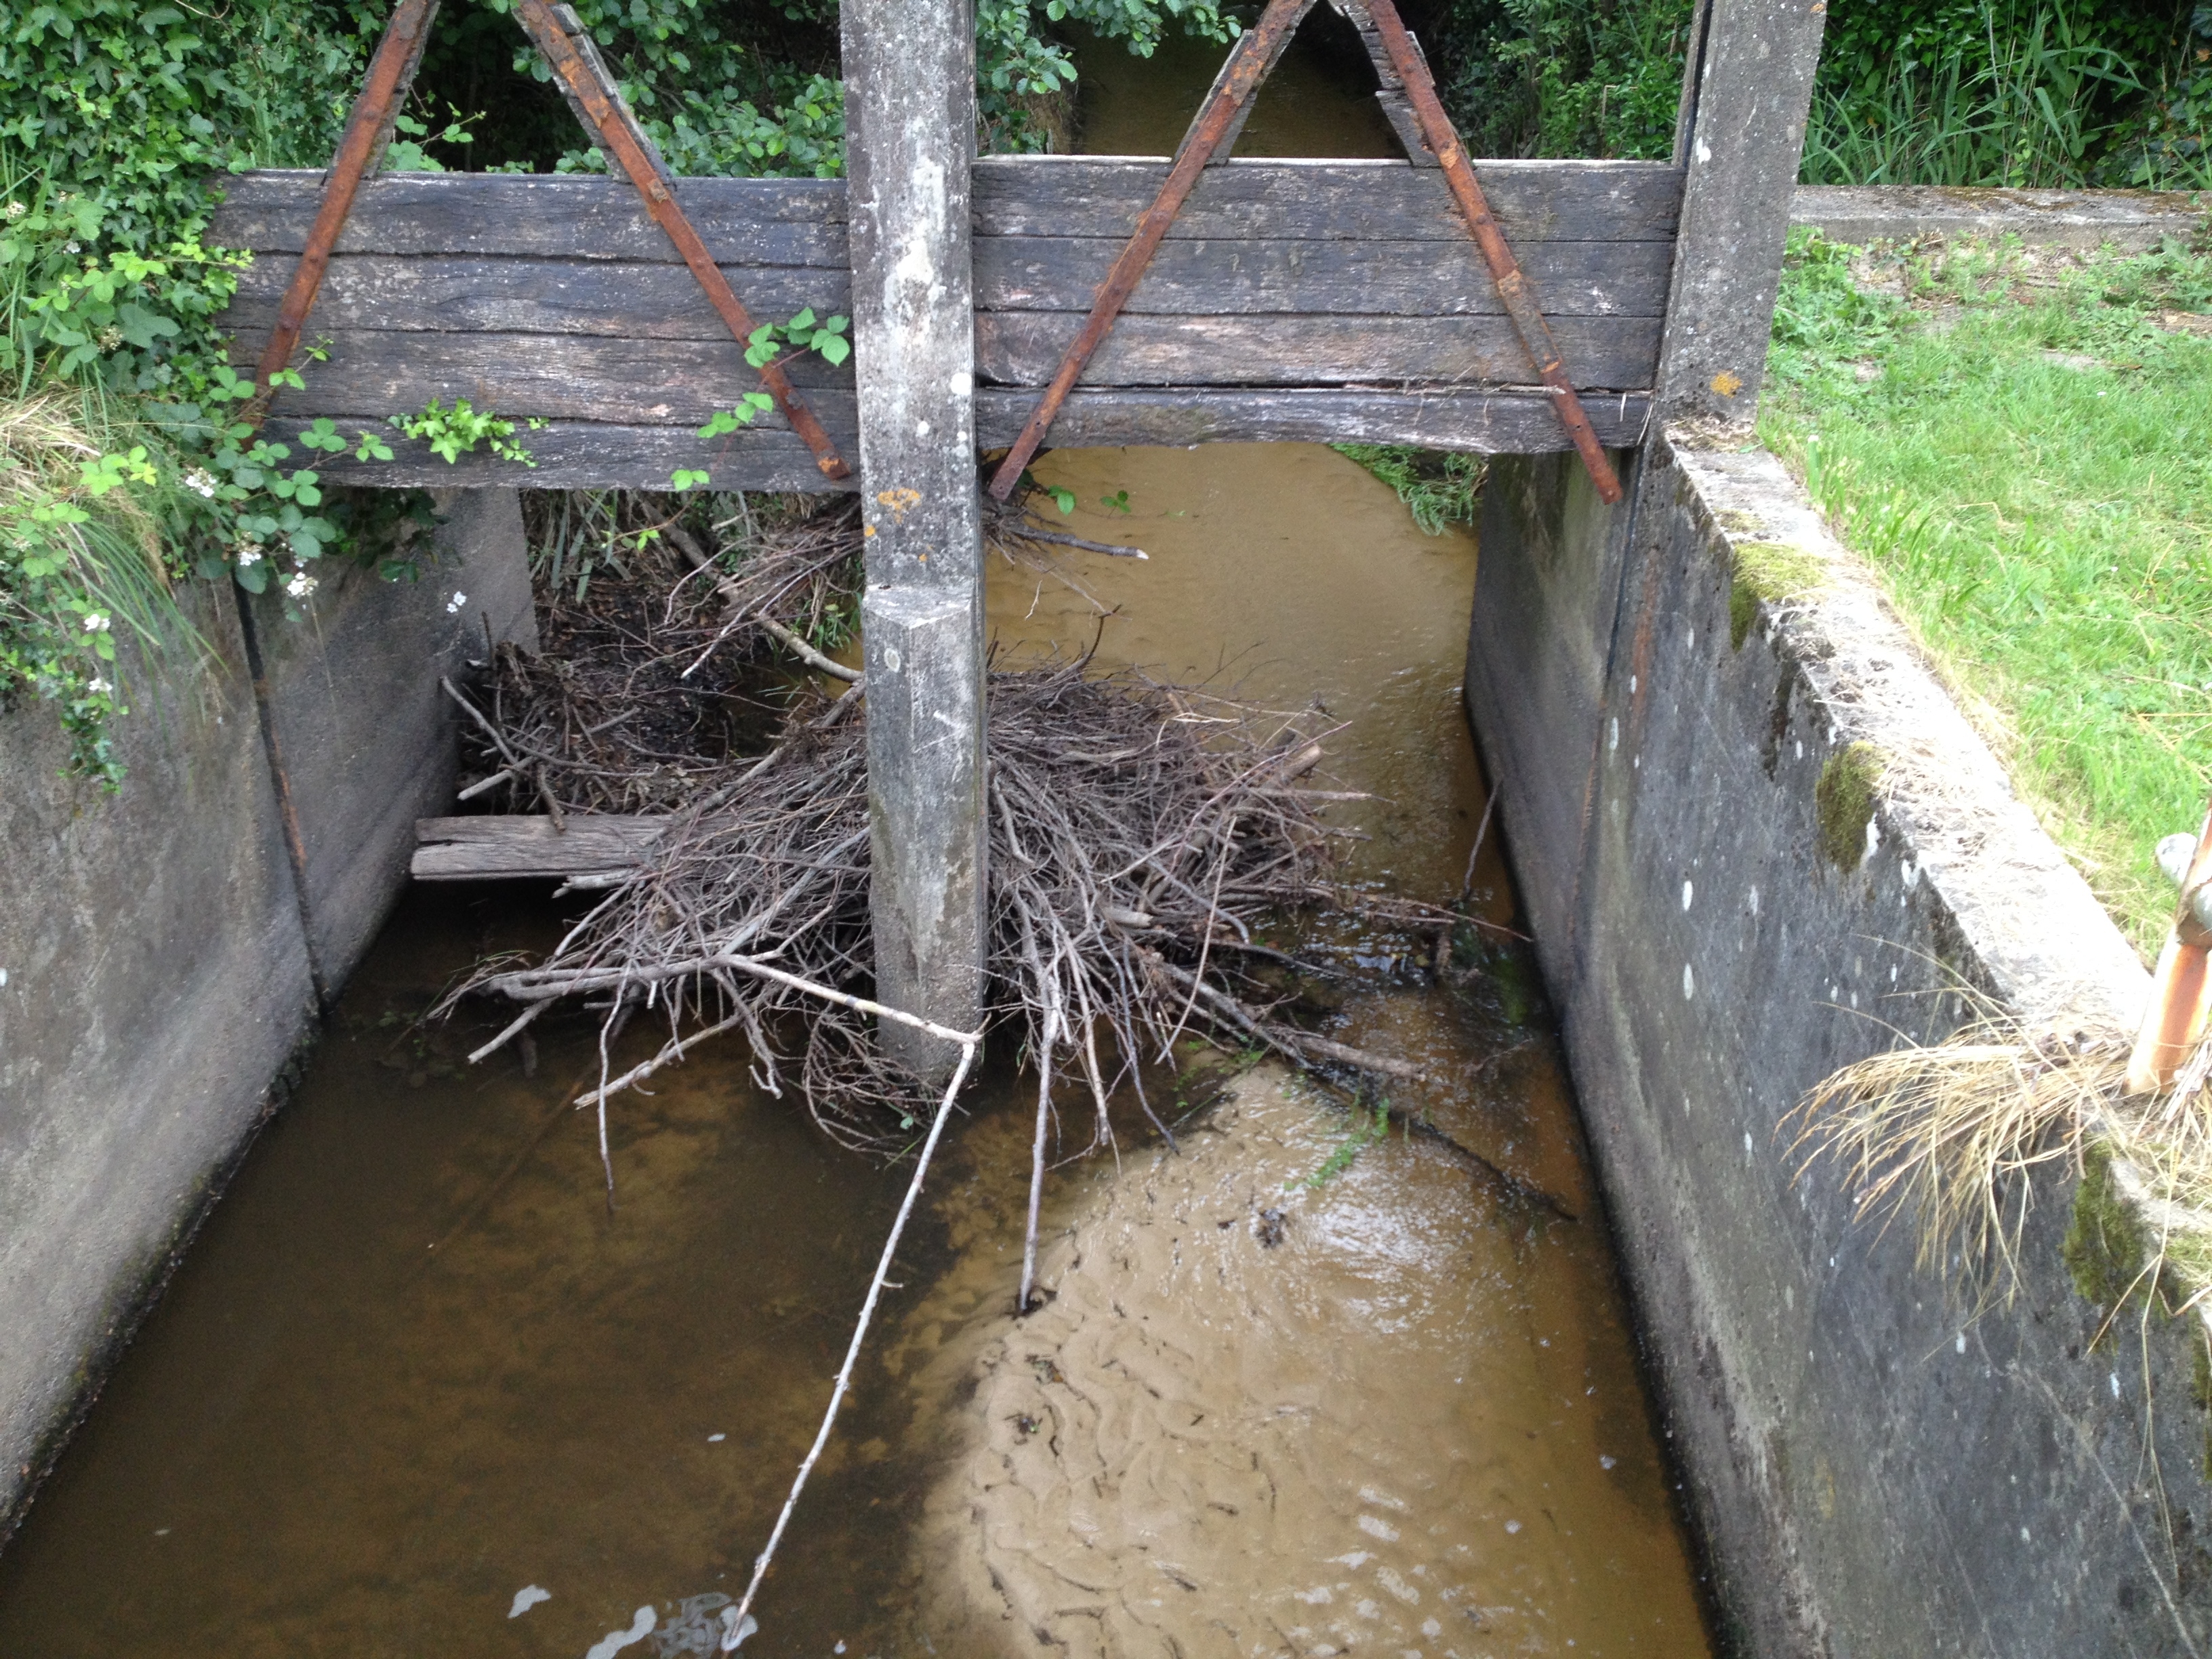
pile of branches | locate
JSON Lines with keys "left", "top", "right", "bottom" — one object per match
{"left": 458, "top": 655, "right": 1446, "bottom": 1152}
{"left": 460, "top": 490, "right": 863, "bottom": 813}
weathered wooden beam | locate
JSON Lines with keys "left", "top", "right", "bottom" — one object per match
{"left": 969, "top": 157, "right": 1683, "bottom": 242}
{"left": 210, "top": 169, "right": 849, "bottom": 261}
{"left": 1653, "top": 0, "right": 1827, "bottom": 426}
{"left": 843, "top": 0, "right": 987, "bottom": 1076}
{"left": 259, "top": 387, "right": 1651, "bottom": 489}
{"left": 226, "top": 312, "right": 1656, "bottom": 422}
{"left": 413, "top": 814, "right": 663, "bottom": 881}
{"left": 209, "top": 159, "right": 1679, "bottom": 257}
{"left": 224, "top": 236, "right": 1671, "bottom": 333}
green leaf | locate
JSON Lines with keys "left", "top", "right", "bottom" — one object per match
{"left": 670, "top": 468, "right": 712, "bottom": 489}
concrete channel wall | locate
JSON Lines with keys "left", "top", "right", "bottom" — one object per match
{"left": 0, "top": 491, "right": 533, "bottom": 1541}
{"left": 1467, "top": 436, "right": 2212, "bottom": 1656}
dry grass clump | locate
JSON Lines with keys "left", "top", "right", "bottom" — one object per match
{"left": 1790, "top": 1015, "right": 2212, "bottom": 1311}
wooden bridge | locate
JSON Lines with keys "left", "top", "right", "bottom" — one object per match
{"left": 211, "top": 158, "right": 1675, "bottom": 488}
{"left": 213, "top": 0, "right": 1828, "bottom": 1073}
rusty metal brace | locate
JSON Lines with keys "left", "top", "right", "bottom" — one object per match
{"left": 1351, "top": 0, "right": 1622, "bottom": 502}
{"left": 2127, "top": 795, "right": 2212, "bottom": 1095}
{"left": 984, "top": 0, "right": 1318, "bottom": 501}
{"left": 245, "top": 0, "right": 849, "bottom": 480}
{"left": 987, "top": 0, "right": 1623, "bottom": 504}
{"left": 242, "top": 0, "right": 441, "bottom": 429}
{"left": 512, "top": 0, "right": 848, "bottom": 480}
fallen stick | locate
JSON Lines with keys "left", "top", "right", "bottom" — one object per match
{"left": 726, "top": 1037, "right": 977, "bottom": 1648}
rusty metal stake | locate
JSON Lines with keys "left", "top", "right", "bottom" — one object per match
{"left": 243, "top": 0, "right": 441, "bottom": 427}
{"left": 513, "top": 0, "right": 849, "bottom": 480}
{"left": 2127, "top": 796, "right": 2212, "bottom": 1095}
{"left": 1361, "top": 0, "right": 1622, "bottom": 504}
{"left": 985, "top": 0, "right": 1319, "bottom": 501}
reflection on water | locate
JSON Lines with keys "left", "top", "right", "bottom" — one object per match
{"left": 0, "top": 20, "right": 1711, "bottom": 1659}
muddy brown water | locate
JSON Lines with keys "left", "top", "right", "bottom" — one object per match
{"left": 0, "top": 23, "right": 1712, "bottom": 1659}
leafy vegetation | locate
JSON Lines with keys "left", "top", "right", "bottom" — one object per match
{"left": 1332, "top": 443, "right": 1485, "bottom": 535}
{"left": 1432, "top": 0, "right": 2212, "bottom": 183}
{"left": 1762, "top": 228, "right": 2212, "bottom": 951}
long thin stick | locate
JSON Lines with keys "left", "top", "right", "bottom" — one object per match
{"left": 1460, "top": 781, "right": 1498, "bottom": 901}
{"left": 726, "top": 1040, "right": 977, "bottom": 1645}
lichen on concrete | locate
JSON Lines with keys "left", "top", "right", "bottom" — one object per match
{"left": 1814, "top": 740, "right": 1886, "bottom": 871}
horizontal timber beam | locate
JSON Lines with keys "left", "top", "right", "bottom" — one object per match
{"left": 263, "top": 388, "right": 1650, "bottom": 490}
{"left": 210, "top": 155, "right": 1679, "bottom": 487}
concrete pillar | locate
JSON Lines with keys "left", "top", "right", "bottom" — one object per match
{"left": 842, "top": 0, "right": 988, "bottom": 1075}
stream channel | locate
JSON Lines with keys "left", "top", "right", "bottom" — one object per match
{"left": 0, "top": 22, "right": 1714, "bottom": 1658}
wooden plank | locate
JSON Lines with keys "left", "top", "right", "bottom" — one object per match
{"left": 210, "top": 169, "right": 847, "bottom": 261}
{"left": 222, "top": 237, "right": 1668, "bottom": 338}
{"left": 207, "top": 158, "right": 1679, "bottom": 259}
{"left": 262, "top": 387, "right": 1647, "bottom": 487}
{"left": 975, "top": 234, "right": 1670, "bottom": 317}
{"left": 986, "top": 386, "right": 1651, "bottom": 450}
{"left": 265, "top": 413, "right": 855, "bottom": 491}
{"left": 228, "top": 328, "right": 853, "bottom": 423}
{"left": 226, "top": 254, "right": 855, "bottom": 339}
{"left": 239, "top": 312, "right": 1656, "bottom": 419}
{"left": 412, "top": 814, "right": 665, "bottom": 880}
{"left": 972, "top": 156, "right": 1683, "bottom": 243}
{"left": 976, "top": 312, "right": 1660, "bottom": 390}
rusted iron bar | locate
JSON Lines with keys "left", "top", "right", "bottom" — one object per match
{"left": 243, "top": 0, "right": 440, "bottom": 426}
{"left": 512, "top": 0, "right": 850, "bottom": 480}
{"left": 985, "top": 0, "right": 1319, "bottom": 501}
{"left": 1361, "top": 0, "right": 1624, "bottom": 504}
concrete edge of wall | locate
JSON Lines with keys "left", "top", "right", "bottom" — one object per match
{"left": 0, "top": 492, "right": 533, "bottom": 1547}
{"left": 1792, "top": 183, "right": 2209, "bottom": 252}
{"left": 1468, "top": 434, "right": 2212, "bottom": 1655}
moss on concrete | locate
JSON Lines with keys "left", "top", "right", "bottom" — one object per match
{"left": 1727, "top": 538, "right": 1829, "bottom": 649}
{"left": 1814, "top": 741, "right": 1885, "bottom": 872}
{"left": 2064, "top": 1143, "right": 2149, "bottom": 1319}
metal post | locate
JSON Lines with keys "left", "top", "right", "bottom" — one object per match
{"left": 842, "top": 0, "right": 988, "bottom": 1078}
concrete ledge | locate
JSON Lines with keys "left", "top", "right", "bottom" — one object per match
{"left": 1468, "top": 435, "right": 2209, "bottom": 1654}
{"left": 0, "top": 493, "right": 532, "bottom": 1543}
{"left": 1793, "top": 184, "right": 2209, "bottom": 251}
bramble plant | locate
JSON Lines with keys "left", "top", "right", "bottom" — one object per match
{"left": 744, "top": 308, "right": 850, "bottom": 369}
{"left": 389, "top": 398, "right": 540, "bottom": 466}
{"left": 668, "top": 307, "right": 846, "bottom": 489}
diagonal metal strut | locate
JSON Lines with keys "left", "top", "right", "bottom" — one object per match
{"left": 987, "top": 0, "right": 1623, "bottom": 504}
{"left": 248, "top": 0, "right": 850, "bottom": 480}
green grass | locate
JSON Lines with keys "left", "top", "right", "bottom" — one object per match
{"left": 1331, "top": 445, "right": 1486, "bottom": 535}
{"left": 1761, "top": 229, "right": 2212, "bottom": 956}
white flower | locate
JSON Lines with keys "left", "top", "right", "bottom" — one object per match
{"left": 234, "top": 541, "right": 264, "bottom": 567}
{"left": 62, "top": 240, "right": 79, "bottom": 255}
{"left": 286, "top": 571, "right": 317, "bottom": 600}
{"left": 87, "top": 676, "right": 111, "bottom": 694}
{"left": 96, "top": 326, "right": 123, "bottom": 352}
{"left": 2, "top": 201, "right": 24, "bottom": 221}
{"left": 184, "top": 468, "right": 218, "bottom": 498}
{"left": 445, "top": 591, "right": 468, "bottom": 615}
{"left": 81, "top": 611, "right": 110, "bottom": 632}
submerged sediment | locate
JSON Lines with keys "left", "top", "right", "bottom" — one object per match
{"left": 895, "top": 1063, "right": 1711, "bottom": 1658}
